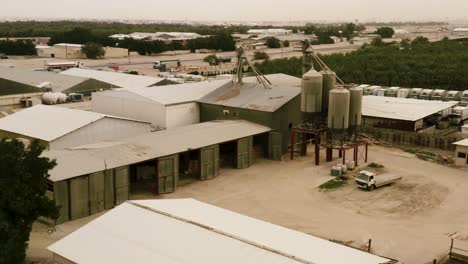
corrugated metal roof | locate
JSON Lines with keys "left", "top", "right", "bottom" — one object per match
{"left": 44, "top": 120, "right": 271, "bottom": 181}
{"left": 48, "top": 199, "right": 391, "bottom": 264}
{"left": 243, "top": 74, "right": 301, "bottom": 87}
{"left": 0, "top": 67, "right": 90, "bottom": 93}
{"left": 0, "top": 105, "right": 146, "bottom": 141}
{"left": 199, "top": 81, "right": 301, "bottom": 112}
{"left": 362, "top": 96, "right": 458, "bottom": 121}
{"left": 98, "top": 79, "right": 230, "bottom": 106}
{"left": 61, "top": 68, "right": 163, "bottom": 88}
{"left": 454, "top": 139, "right": 468, "bottom": 147}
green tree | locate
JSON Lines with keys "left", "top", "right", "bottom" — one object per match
{"left": 253, "top": 51, "right": 269, "bottom": 60}
{"left": 375, "top": 27, "right": 395, "bottom": 38}
{"left": 283, "top": 40, "right": 290, "bottom": 48}
{"left": 266, "top": 37, "right": 281, "bottom": 48}
{"left": 371, "top": 36, "right": 384, "bottom": 47}
{"left": 203, "top": 54, "right": 218, "bottom": 65}
{"left": 81, "top": 42, "right": 106, "bottom": 59}
{"left": 0, "top": 39, "right": 37, "bottom": 55}
{"left": 411, "top": 36, "right": 430, "bottom": 45}
{"left": 0, "top": 139, "right": 58, "bottom": 264}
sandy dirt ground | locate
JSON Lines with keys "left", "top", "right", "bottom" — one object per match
{"left": 27, "top": 145, "right": 468, "bottom": 264}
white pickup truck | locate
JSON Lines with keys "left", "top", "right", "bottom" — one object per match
{"left": 355, "top": 170, "right": 402, "bottom": 191}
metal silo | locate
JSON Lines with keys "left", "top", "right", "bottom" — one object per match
{"left": 301, "top": 69, "right": 323, "bottom": 113}
{"left": 320, "top": 70, "right": 336, "bottom": 112}
{"left": 328, "top": 88, "right": 350, "bottom": 129}
{"left": 349, "top": 86, "right": 363, "bottom": 127}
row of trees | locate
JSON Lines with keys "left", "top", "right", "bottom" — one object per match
{"left": 256, "top": 38, "right": 468, "bottom": 90}
{"left": 0, "top": 39, "right": 36, "bottom": 55}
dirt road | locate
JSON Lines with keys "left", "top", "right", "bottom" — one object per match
{"left": 27, "top": 146, "right": 468, "bottom": 263}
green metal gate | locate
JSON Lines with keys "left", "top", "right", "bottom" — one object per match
{"left": 200, "top": 145, "right": 219, "bottom": 180}
{"left": 237, "top": 136, "right": 253, "bottom": 169}
{"left": 70, "top": 176, "right": 90, "bottom": 220}
{"left": 104, "top": 169, "right": 115, "bottom": 209}
{"left": 268, "top": 131, "right": 282, "bottom": 160}
{"left": 157, "top": 155, "right": 179, "bottom": 194}
{"left": 89, "top": 171, "right": 105, "bottom": 214}
{"left": 53, "top": 181, "right": 69, "bottom": 224}
{"left": 114, "top": 166, "right": 129, "bottom": 206}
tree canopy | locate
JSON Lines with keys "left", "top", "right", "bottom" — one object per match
{"left": 266, "top": 37, "right": 281, "bottom": 48}
{"left": 255, "top": 38, "right": 468, "bottom": 90}
{"left": 375, "top": 27, "right": 395, "bottom": 38}
{"left": 0, "top": 139, "right": 58, "bottom": 264}
{"left": 0, "top": 39, "right": 37, "bottom": 55}
{"left": 82, "top": 42, "right": 106, "bottom": 59}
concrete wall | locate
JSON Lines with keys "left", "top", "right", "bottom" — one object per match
{"left": 37, "top": 46, "right": 129, "bottom": 59}
{"left": 166, "top": 103, "right": 200, "bottom": 128}
{"left": 0, "top": 92, "right": 42, "bottom": 110}
{"left": 50, "top": 117, "right": 151, "bottom": 149}
{"left": 92, "top": 92, "right": 166, "bottom": 129}
{"left": 104, "top": 47, "right": 129, "bottom": 58}
{"left": 455, "top": 145, "right": 468, "bottom": 167}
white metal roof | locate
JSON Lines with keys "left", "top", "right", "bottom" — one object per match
{"left": 243, "top": 73, "right": 301, "bottom": 87}
{"left": 44, "top": 120, "right": 271, "bottom": 181}
{"left": 0, "top": 67, "right": 90, "bottom": 93}
{"left": 199, "top": 81, "right": 301, "bottom": 112}
{"left": 54, "top": 43, "right": 83, "bottom": 48}
{"left": 61, "top": 68, "right": 163, "bottom": 88}
{"left": 0, "top": 105, "right": 147, "bottom": 142}
{"left": 48, "top": 199, "right": 391, "bottom": 264}
{"left": 362, "top": 96, "right": 458, "bottom": 121}
{"left": 98, "top": 79, "right": 230, "bottom": 106}
{"left": 454, "top": 139, "right": 468, "bottom": 147}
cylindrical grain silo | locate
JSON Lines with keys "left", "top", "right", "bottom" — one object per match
{"left": 328, "top": 88, "right": 350, "bottom": 129}
{"left": 301, "top": 69, "right": 323, "bottom": 113}
{"left": 320, "top": 70, "right": 336, "bottom": 112}
{"left": 349, "top": 86, "right": 363, "bottom": 127}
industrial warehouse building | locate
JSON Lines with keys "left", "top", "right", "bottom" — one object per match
{"left": 92, "top": 80, "right": 230, "bottom": 129}
{"left": 60, "top": 68, "right": 165, "bottom": 88}
{"left": 454, "top": 139, "right": 468, "bottom": 167}
{"left": 48, "top": 199, "right": 392, "bottom": 264}
{"left": 36, "top": 43, "right": 129, "bottom": 59}
{"left": 361, "top": 96, "right": 458, "bottom": 131}
{"left": 243, "top": 73, "right": 301, "bottom": 87}
{"left": 43, "top": 120, "right": 271, "bottom": 223}
{"left": 199, "top": 80, "right": 302, "bottom": 157}
{"left": 0, "top": 105, "right": 152, "bottom": 150}
{"left": 0, "top": 67, "right": 112, "bottom": 96}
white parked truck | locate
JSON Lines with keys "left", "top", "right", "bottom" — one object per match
{"left": 355, "top": 170, "right": 402, "bottom": 191}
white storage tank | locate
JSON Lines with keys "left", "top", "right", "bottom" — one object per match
{"left": 386, "top": 86, "right": 400, "bottom": 97}
{"left": 349, "top": 86, "right": 363, "bottom": 126}
{"left": 56, "top": 92, "right": 68, "bottom": 103}
{"left": 320, "top": 70, "right": 336, "bottom": 112}
{"left": 409, "top": 88, "right": 423, "bottom": 99}
{"left": 42, "top": 92, "right": 59, "bottom": 105}
{"left": 328, "top": 88, "right": 350, "bottom": 129}
{"left": 377, "top": 88, "right": 388, "bottom": 97}
{"left": 301, "top": 69, "right": 323, "bottom": 113}
{"left": 397, "top": 88, "right": 410, "bottom": 98}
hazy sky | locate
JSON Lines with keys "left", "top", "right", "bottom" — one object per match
{"left": 2, "top": 0, "right": 468, "bottom": 22}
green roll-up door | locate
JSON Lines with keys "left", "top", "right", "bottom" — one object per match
{"left": 115, "top": 166, "right": 129, "bottom": 206}
{"left": 237, "top": 136, "right": 253, "bottom": 169}
{"left": 70, "top": 176, "right": 90, "bottom": 220}
{"left": 104, "top": 169, "right": 115, "bottom": 209}
{"left": 269, "top": 131, "right": 282, "bottom": 160}
{"left": 157, "top": 155, "right": 179, "bottom": 194}
{"left": 200, "top": 144, "right": 220, "bottom": 180}
{"left": 89, "top": 171, "right": 105, "bottom": 214}
{"left": 53, "top": 181, "right": 69, "bottom": 224}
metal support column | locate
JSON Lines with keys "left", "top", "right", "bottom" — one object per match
{"left": 300, "top": 132, "right": 307, "bottom": 156}
{"left": 342, "top": 149, "right": 346, "bottom": 165}
{"left": 290, "top": 131, "right": 295, "bottom": 160}
{"left": 365, "top": 143, "right": 368, "bottom": 163}
{"left": 314, "top": 133, "right": 320, "bottom": 166}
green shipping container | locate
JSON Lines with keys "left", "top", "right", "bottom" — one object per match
{"left": 157, "top": 155, "right": 179, "bottom": 194}
{"left": 268, "top": 132, "right": 282, "bottom": 160}
{"left": 115, "top": 167, "right": 129, "bottom": 206}
{"left": 104, "top": 169, "right": 115, "bottom": 209}
{"left": 70, "top": 176, "right": 90, "bottom": 220}
{"left": 237, "top": 137, "right": 253, "bottom": 169}
{"left": 53, "top": 181, "right": 69, "bottom": 224}
{"left": 89, "top": 171, "right": 105, "bottom": 214}
{"left": 200, "top": 145, "right": 220, "bottom": 180}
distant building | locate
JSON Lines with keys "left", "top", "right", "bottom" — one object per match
{"left": 109, "top": 32, "right": 205, "bottom": 44}
{"left": 452, "top": 28, "right": 468, "bottom": 36}
{"left": 0, "top": 105, "right": 152, "bottom": 150}
{"left": 36, "top": 43, "right": 128, "bottom": 59}
{"left": 453, "top": 139, "right": 468, "bottom": 167}
{"left": 247, "top": 28, "right": 292, "bottom": 36}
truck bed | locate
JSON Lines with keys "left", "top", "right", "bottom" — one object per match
{"left": 375, "top": 174, "right": 402, "bottom": 187}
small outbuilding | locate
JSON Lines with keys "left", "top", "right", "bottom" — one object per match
{"left": 362, "top": 96, "right": 458, "bottom": 131}
{"left": 48, "top": 199, "right": 392, "bottom": 264}
{"left": 92, "top": 80, "right": 230, "bottom": 129}
{"left": 60, "top": 68, "right": 165, "bottom": 88}
{"left": 454, "top": 139, "right": 468, "bottom": 168}
{"left": 43, "top": 120, "right": 271, "bottom": 223}
{"left": 0, "top": 105, "right": 152, "bottom": 150}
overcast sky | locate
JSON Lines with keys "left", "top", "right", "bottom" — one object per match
{"left": 2, "top": 0, "right": 468, "bottom": 22}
